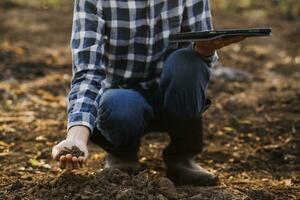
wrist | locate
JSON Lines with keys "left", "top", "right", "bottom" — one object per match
{"left": 67, "top": 126, "right": 89, "bottom": 144}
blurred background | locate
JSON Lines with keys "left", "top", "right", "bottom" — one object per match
{"left": 0, "top": 0, "right": 299, "bottom": 199}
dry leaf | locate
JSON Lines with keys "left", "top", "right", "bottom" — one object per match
{"left": 223, "top": 127, "right": 234, "bottom": 132}
{"left": 35, "top": 135, "right": 48, "bottom": 142}
{"left": 91, "top": 153, "right": 104, "bottom": 161}
{"left": 238, "top": 120, "right": 252, "bottom": 125}
{"left": 29, "top": 158, "right": 42, "bottom": 167}
{"left": 0, "top": 141, "right": 10, "bottom": 147}
{"left": 282, "top": 179, "right": 292, "bottom": 186}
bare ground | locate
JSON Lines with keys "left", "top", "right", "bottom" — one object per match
{"left": 0, "top": 2, "right": 299, "bottom": 200}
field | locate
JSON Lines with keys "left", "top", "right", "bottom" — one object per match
{"left": 0, "top": 0, "right": 299, "bottom": 199}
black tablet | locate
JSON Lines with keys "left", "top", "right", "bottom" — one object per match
{"left": 169, "top": 28, "right": 272, "bottom": 43}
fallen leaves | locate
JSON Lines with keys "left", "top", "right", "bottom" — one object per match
{"left": 0, "top": 41, "right": 25, "bottom": 57}
{"left": 0, "top": 140, "right": 10, "bottom": 148}
{"left": 0, "top": 140, "right": 15, "bottom": 151}
{"left": 280, "top": 179, "right": 292, "bottom": 187}
{"left": 0, "top": 124, "right": 16, "bottom": 133}
{"left": 91, "top": 153, "right": 105, "bottom": 161}
{"left": 223, "top": 126, "right": 235, "bottom": 132}
{"left": 18, "top": 74, "right": 70, "bottom": 93}
{"left": 35, "top": 135, "right": 48, "bottom": 142}
{"left": 27, "top": 94, "right": 66, "bottom": 108}
{"left": 0, "top": 112, "right": 35, "bottom": 124}
{"left": 29, "top": 158, "right": 42, "bottom": 167}
{"left": 238, "top": 120, "right": 252, "bottom": 125}
{"left": 34, "top": 119, "right": 61, "bottom": 132}
{"left": 29, "top": 158, "right": 51, "bottom": 169}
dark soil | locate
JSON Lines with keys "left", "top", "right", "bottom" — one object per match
{"left": 1, "top": 168, "right": 282, "bottom": 200}
{"left": 58, "top": 146, "right": 85, "bottom": 158}
{"left": 0, "top": 1, "right": 299, "bottom": 200}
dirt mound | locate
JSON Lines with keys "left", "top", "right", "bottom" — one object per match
{"left": 2, "top": 169, "right": 279, "bottom": 200}
{"left": 18, "top": 169, "right": 182, "bottom": 200}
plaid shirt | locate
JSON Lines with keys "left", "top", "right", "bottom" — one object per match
{"left": 68, "top": 0, "right": 216, "bottom": 132}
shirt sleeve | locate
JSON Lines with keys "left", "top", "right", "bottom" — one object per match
{"left": 181, "top": 0, "right": 219, "bottom": 66}
{"left": 68, "top": 0, "right": 106, "bottom": 134}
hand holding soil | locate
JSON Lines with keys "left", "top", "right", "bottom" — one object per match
{"left": 52, "top": 139, "right": 88, "bottom": 171}
{"left": 52, "top": 126, "right": 89, "bottom": 170}
{"left": 52, "top": 126, "right": 90, "bottom": 170}
{"left": 52, "top": 139, "right": 88, "bottom": 170}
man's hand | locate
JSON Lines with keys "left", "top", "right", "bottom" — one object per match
{"left": 52, "top": 126, "right": 89, "bottom": 170}
{"left": 195, "top": 36, "right": 245, "bottom": 57}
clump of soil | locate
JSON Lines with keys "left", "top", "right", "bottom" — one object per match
{"left": 58, "top": 146, "right": 85, "bottom": 158}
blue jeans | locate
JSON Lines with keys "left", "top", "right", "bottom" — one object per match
{"left": 91, "top": 46, "right": 212, "bottom": 152}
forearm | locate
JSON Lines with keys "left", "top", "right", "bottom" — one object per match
{"left": 67, "top": 125, "right": 89, "bottom": 144}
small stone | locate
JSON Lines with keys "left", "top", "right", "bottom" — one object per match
{"left": 116, "top": 189, "right": 134, "bottom": 200}
{"left": 157, "top": 194, "right": 168, "bottom": 200}
{"left": 28, "top": 187, "right": 36, "bottom": 194}
{"left": 189, "top": 194, "right": 205, "bottom": 200}
{"left": 13, "top": 195, "right": 22, "bottom": 200}
{"left": 9, "top": 180, "right": 23, "bottom": 191}
{"left": 154, "top": 177, "right": 175, "bottom": 189}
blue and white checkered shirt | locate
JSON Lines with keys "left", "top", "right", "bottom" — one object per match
{"left": 68, "top": 0, "right": 216, "bottom": 132}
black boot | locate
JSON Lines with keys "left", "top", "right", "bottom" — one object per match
{"left": 104, "top": 153, "right": 140, "bottom": 175}
{"left": 90, "top": 129, "right": 141, "bottom": 175}
{"left": 163, "top": 107, "right": 218, "bottom": 186}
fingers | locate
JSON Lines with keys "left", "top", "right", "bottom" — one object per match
{"left": 218, "top": 36, "right": 245, "bottom": 46}
{"left": 59, "top": 155, "right": 66, "bottom": 169}
{"left": 78, "top": 156, "right": 85, "bottom": 168}
{"left": 209, "top": 36, "right": 245, "bottom": 49}
{"left": 196, "top": 36, "right": 246, "bottom": 53}
{"left": 65, "top": 154, "right": 73, "bottom": 171}
{"left": 224, "top": 36, "right": 245, "bottom": 45}
{"left": 58, "top": 154, "right": 85, "bottom": 170}
{"left": 72, "top": 157, "right": 80, "bottom": 169}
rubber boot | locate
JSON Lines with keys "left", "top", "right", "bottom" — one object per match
{"left": 104, "top": 153, "right": 140, "bottom": 175}
{"left": 163, "top": 102, "right": 218, "bottom": 186}
{"left": 90, "top": 129, "right": 141, "bottom": 175}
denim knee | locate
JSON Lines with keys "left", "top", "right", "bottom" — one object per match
{"left": 96, "top": 89, "right": 152, "bottom": 147}
{"left": 160, "top": 47, "right": 211, "bottom": 118}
